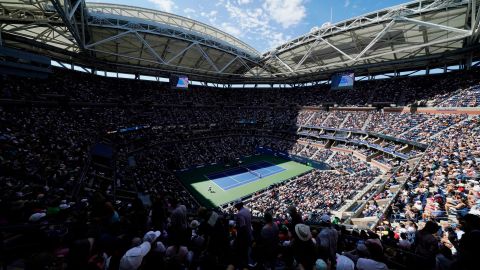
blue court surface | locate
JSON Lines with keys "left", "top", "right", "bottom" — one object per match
{"left": 206, "top": 161, "right": 285, "bottom": 190}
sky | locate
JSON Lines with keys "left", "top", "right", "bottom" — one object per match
{"left": 87, "top": 0, "right": 410, "bottom": 53}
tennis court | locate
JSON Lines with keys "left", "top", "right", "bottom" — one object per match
{"left": 206, "top": 161, "right": 285, "bottom": 190}
{"left": 176, "top": 154, "right": 313, "bottom": 208}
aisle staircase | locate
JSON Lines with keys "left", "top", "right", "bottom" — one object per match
{"left": 338, "top": 113, "right": 351, "bottom": 129}
{"left": 362, "top": 113, "right": 373, "bottom": 130}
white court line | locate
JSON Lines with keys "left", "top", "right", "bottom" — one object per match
{"left": 223, "top": 174, "right": 257, "bottom": 190}
{"left": 208, "top": 161, "right": 264, "bottom": 179}
{"left": 228, "top": 175, "right": 241, "bottom": 184}
{"left": 219, "top": 165, "right": 284, "bottom": 190}
{"left": 223, "top": 182, "right": 243, "bottom": 190}
{"left": 262, "top": 167, "right": 274, "bottom": 173}
{"left": 233, "top": 173, "right": 257, "bottom": 183}
{"left": 255, "top": 163, "right": 284, "bottom": 175}
{"left": 204, "top": 174, "right": 226, "bottom": 191}
{"left": 205, "top": 160, "right": 284, "bottom": 191}
{"left": 205, "top": 173, "right": 242, "bottom": 191}
{"left": 207, "top": 167, "right": 242, "bottom": 178}
{"left": 220, "top": 176, "right": 242, "bottom": 190}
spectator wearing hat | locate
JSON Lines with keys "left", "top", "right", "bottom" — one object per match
{"left": 119, "top": 231, "right": 160, "bottom": 270}
{"left": 315, "top": 258, "right": 328, "bottom": 270}
{"left": 336, "top": 253, "right": 355, "bottom": 270}
{"left": 29, "top": 212, "right": 47, "bottom": 223}
{"left": 293, "top": 223, "right": 317, "bottom": 270}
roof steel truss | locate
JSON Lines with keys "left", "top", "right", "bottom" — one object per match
{"left": 83, "top": 7, "right": 263, "bottom": 77}
{"left": 85, "top": 29, "right": 256, "bottom": 76}
{"left": 264, "top": 0, "right": 470, "bottom": 56}
{"left": 0, "top": 0, "right": 478, "bottom": 82}
{"left": 471, "top": 0, "right": 480, "bottom": 43}
{"left": 85, "top": 3, "right": 259, "bottom": 61}
{"left": 262, "top": 0, "right": 475, "bottom": 77}
{"left": 0, "top": 0, "right": 81, "bottom": 52}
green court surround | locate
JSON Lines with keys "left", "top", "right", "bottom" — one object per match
{"left": 176, "top": 154, "right": 313, "bottom": 208}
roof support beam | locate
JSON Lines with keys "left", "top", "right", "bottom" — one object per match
{"left": 212, "top": 52, "right": 227, "bottom": 70}
{"left": 264, "top": 0, "right": 468, "bottom": 57}
{"left": 49, "top": 0, "right": 83, "bottom": 49}
{"left": 85, "top": 30, "right": 134, "bottom": 49}
{"left": 274, "top": 55, "right": 293, "bottom": 73}
{"left": 86, "top": 3, "right": 260, "bottom": 58}
{"left": 355, "top": 20, "right": 395, "bottom": 60}
{"left": 466, "top": 0, "right": 473, "bottom": 30}
{"left": 80, "top": 1, "right": 87, "bottom": 46}
{"left": 320, "top": 37, "right": 354, "bottom": 60}
{"left": 398, "top": 16, "right": 471, "bottom": 35}
{"left": 237, "top": 57, "right": 260, "bottom": 77}
{"left": 137, "top": 33, "right": 146, "bottom": 65}
{"left": 192, "top": 53, "right": 205, "bottom": 69}
{"left": 68, "top": 0, "right": 83, "bottom": 21}
{"left": 194, "top": 44, "right": 219, "bottom": 72}
{"left": 160, "top": 38, "right": 171, "bottom": 60}
{"left": 218, "top": 56, "right": 239, "bottom": 73}
{"left": 134, "top": 31, "right": 165, "bottom": 64}
{"left": 471, "top": 0, "right": 480, "bottom": 43}
{"left": 289, "top": 33, "right": 472, "bottom": 76}
{"left": 237, "top": 56, "right": 252, "bottom": 70}
{"left": 421, "top": 21, "right": 430, "bottom": 55}
{"left": 473, "top": 0, "right": 478, "bottom": 30}
{"left": 294, "top": 39, "right": 323, "bottom": 71}
{"left": 49, "top": 25, "right": 81, "bottom": 44}
{"left": 90, "top": 48, "right": 226, "bottom": 76}
{"left": 166, "top": 42, "right": 196, "bottom": 64}
{"left": 2, "top": 23, "right": 48, "bottom": 34}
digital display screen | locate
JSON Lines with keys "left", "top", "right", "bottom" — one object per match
{"left": 170, "top": 74, "right": 189, "bottom": 89}
{"left": 331, "top": 72, "right": 354, "bottom": 90}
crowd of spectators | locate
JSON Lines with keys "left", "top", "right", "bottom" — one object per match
{"left": 322, "top": 111, "right": 350, "bottom": 128}
{"left": 377, "top": 116, "right": 480, "bottom": 269}
{"left": 328, "top": 153, "right": 380, "bottom": 175}
{"left": 311, "top": 148, "right": 335, "bottom": 162}
{"left": 340, "top": 112, "right": 371, "bottom": 130}
{"left": 3, "top": 67, "right": 480, "bottom": 107}
{"left": 2, "top": 67, "right": 480, "bottom": 269}
{"left": 242, "top": 169, "right": 379, "bottom": 222}
{"left": 389, "top": 115, "right": 480, "bottom": 222}
{"left": 365, "top": 112, "right": 431, "bottom": 134}
{"left": 430, "top": 85, "right": 480, "bottom": 108}
{"left": 299, "top": 143, "right": 319, "bottom": 159}
{"left": 362, "top": 201, "right": 383, "bottom": 218}
{"left": 373, "top": 155, "right": 401, "bottom": 167}
{"left": 400, "top": 114, "right": 467, "bottom": 143}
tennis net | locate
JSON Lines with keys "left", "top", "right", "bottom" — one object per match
{"left": 244, "top": 167, "right": 261, "bottom": 178}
